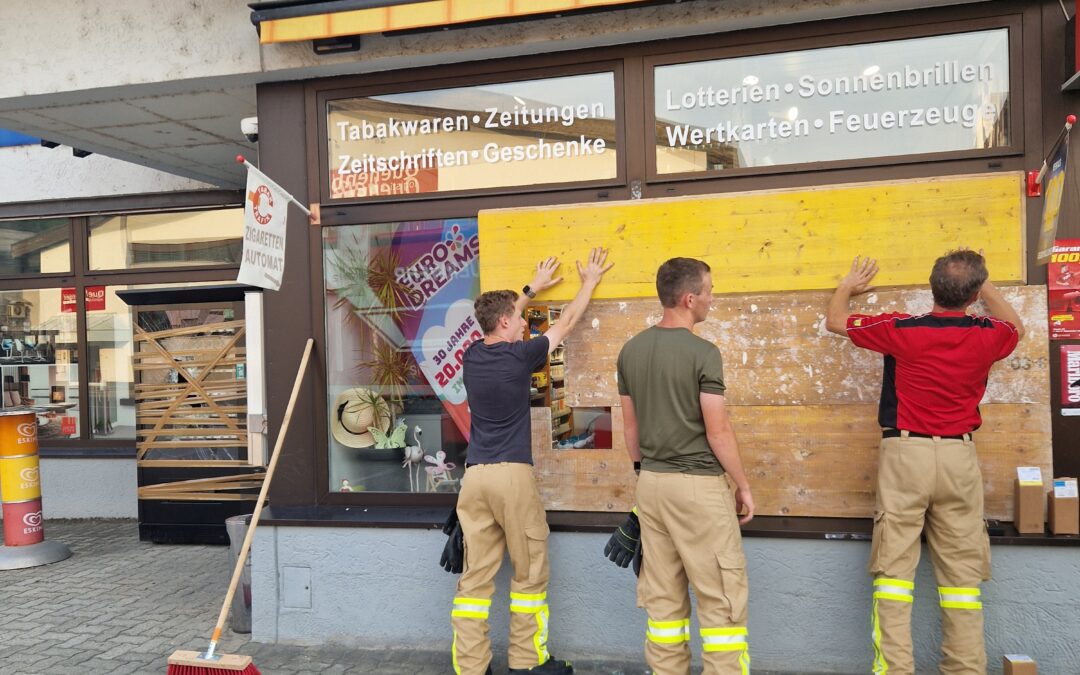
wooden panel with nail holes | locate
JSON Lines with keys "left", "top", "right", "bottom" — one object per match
{"left": 532, "top": 403, "right": 1050, "bottom": 520}
{"left": 563, "top": 286, "right": 1048, "bottom": 408}
{"left": 527, "top": 286, "right": 1049, "bottom": 519}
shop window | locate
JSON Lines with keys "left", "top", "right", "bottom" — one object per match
{"left": 326, "top": 71, "right": 618, "bottom": 200}
{"left": 88, "top": 209, "right": 243, "bottom": 270}
{"left": 0, "top": 218, "right": 71, "bottom": 276}
{"left": 88, "top": 282, "right": 241, "bottom": 442}
{"left": 652, "top": 28, "right": 1010, "bottom": 175}
{"left": 324, "top": 219, "right": 479, "bottom": 494}
{"left": 0, "top": 289, "right": 79, "bottom": 440}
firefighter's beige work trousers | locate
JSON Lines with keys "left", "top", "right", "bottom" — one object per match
{"left": 636, "top": 471, "right": 750, "bottom": 675}
{"left": 451, "top": 463, "right": 551, "bottom": 675}
{"left": 870, "top": 433, "right": 991, "bottom": 675}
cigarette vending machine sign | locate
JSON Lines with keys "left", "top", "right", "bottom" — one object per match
{"left": 1048, "top": 239, "right": 1080, "bottom": 339}
{"left": 1062, "top": 345, "right": 1080, "bottom": 417}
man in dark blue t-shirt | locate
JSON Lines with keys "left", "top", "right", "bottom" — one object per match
{"left": 450, "top": 248, "right": 612, "bottom": 675}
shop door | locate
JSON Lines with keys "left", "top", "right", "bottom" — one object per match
{"left": 131, "top": 299, "right": 264, "bottom": 544}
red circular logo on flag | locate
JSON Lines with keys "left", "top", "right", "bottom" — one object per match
{"left": 251, "top": 184, "right": 274, "bottom": 225}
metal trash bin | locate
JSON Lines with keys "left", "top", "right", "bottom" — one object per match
{"left": 225, "top": 514, "right": 253, "bottom": 633}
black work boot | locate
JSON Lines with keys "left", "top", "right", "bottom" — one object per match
{"left": 508, "top": 657, "right": 573, "bottom": 674}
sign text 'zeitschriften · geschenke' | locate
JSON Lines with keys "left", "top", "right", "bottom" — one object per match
{"left": 326, "top": 72, "right": 617, "bottom": 200}
{"left": 653, "top": 28, "right": 1011, "bottom": 174}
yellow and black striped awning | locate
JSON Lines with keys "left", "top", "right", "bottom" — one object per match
{"left": 252, "top": 0, "right": 652, "bottom": 45}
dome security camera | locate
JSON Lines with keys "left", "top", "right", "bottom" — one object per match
{"left": 241, "top": 117, "right": 258, "bottom": 143}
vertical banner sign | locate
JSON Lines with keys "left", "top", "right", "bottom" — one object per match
{"left": 1062, "top": 345, "right": 1080, "bottom": 416}
{"left": 394, "top": 220, "right": 481, "bottom": 438}
{"left": 1036, "top": 132, "right": 1070, "bottom": 264}
{"left": 237, "top": 166, "right": 289, "bottom": 291}
{"left": 1049, "top": 239, "right": 1080, "bottom": 339}
{"left": 323, "top": 219, "right": 481, "bottom": 441}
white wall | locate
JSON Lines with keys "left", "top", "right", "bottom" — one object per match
{"left": 0, "top": 144, "right": 211, "bottom": 203}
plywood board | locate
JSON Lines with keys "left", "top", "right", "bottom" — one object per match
{"left": 533, "top": 403, "right": 1050, "bottom": 521}
{"left": 479, "top": 172, "right": 1024, "bottom": 300}
{"left": 564, "top": 285, "right": 1049, "bottom": 407}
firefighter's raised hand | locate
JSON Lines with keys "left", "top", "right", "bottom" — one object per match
{"left": 839, "top": 256, "right": 878, "bottom": 295}
{"left": 529, "top": 256, "right": 563, "bottom": 293}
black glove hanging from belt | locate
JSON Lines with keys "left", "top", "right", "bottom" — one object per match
{"left": 604, "top": 507, "right": 642, "bottom": 576}
{"left": 440, "top": 509, "right": 464, "bottom": 574}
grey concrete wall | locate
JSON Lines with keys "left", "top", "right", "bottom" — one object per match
{"left": 0, "top": 1, "right": 988, "bottom": 103}
{"left": 252, "top": 527, "right": 1080, "bottom": 673}
{"left": 0, "top": 144, "right": 212, "bottom": 202}
{"left": 0, "top": 458, "right": 137, "bottom": 519}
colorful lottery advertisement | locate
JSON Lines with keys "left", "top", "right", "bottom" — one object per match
{"left": 1062, "top": 345, "right": 1080, "bottom": 417}
{"left": 324, "top": 219, "right": 480, "bottom": 438}
{"left": 1048, "top": 238, "right": 1080, "bottom": 339}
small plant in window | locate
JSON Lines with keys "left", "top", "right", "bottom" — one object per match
{"left": 357, "top": 339, "right": 418, "bottom": 408}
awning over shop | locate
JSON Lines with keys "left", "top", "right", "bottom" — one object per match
{"left": 250, "top": 0, "right": 652, "bottom": 45}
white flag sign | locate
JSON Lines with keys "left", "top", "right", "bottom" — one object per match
{"left": 238, "top": 165, "right": 290, "bottom": 291}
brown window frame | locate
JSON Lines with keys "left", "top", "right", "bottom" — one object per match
{"left": 0, "top": 191, "right": 244, "bottom": 454}
{"left": 642, "top": 15, "right": 1024, "bottom": 184}
{"left": 314, "top": 59, "right": 629, "bottom": 207}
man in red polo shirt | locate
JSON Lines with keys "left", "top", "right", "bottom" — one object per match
{"left": 825, "top": 250, "right": 1023, "bottom": 675}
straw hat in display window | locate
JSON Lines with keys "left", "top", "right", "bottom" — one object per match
{"left": 331, "top": 387, "right": 392, "bottom": 449}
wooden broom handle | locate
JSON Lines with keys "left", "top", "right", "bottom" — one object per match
{"left": 211, "top": 338, "right": 314, "bottom": 643}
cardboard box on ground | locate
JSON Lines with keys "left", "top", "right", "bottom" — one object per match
{"left": 1014, "top": 467, "right": 1045, "bottom": 534}
{"left": 1003, "top": 654, "right": 1037, "bottom": 675}
{"left": 1047, "top": 477, "right": 1079, "bottom": 535}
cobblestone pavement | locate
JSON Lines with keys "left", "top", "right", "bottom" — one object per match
{"left": 0, "top": 520, "right": 811, "bottom": 675}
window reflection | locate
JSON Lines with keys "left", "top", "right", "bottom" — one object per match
{"left": 0, "top": 218, "right": 71, "bottom": 276}
{"left": 654, "top": 29, "right": 1010, "bottom": 173}
{"left": 88, "top": 209, "right": 243, "bottom": 270}
{"left": 327, "top": 72, "right": 618, "bottom": 198}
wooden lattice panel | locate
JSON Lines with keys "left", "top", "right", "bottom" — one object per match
{"left": 134, "top": 320, "right": 248, "bottom": 464}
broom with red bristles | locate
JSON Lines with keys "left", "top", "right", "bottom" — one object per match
{"left": 167, "top": 338, "right": 314, "bottom": 675}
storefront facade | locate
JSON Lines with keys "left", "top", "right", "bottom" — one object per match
{"left": 1, "top": 0, "right": 1078, "bottom": 671}
{"left": 245, "top": 1, "right": 1080, "bottom": 671}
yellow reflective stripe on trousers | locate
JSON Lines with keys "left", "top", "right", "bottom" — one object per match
{"left": 646, "top": 617, "right": 690, "bottom": 644}
{"left": 510, "top": 591, "right": 548, "bottom": 614}
{"left": 872, "top": 596, "right": 887, "bottom": 675}
{"left": 873, "top": 577, "right": 914, "bottom": 603}
{"left": 871, "top": 578, "right": 912, "bottom": 675}
{"left": 452, "top": 597, "right": 492, "bottom": 619}
{"left": 701, "top": 626, "right": 750, "bottom": 674}
{"left": 938, "top": 586, "right": 983, "bottom": 610}
{"left": 452, "top": 629, "right": 461, "bottom": 675}
{"left": 700, "top": 626, "right": 748, "bottom": 650}
{"left": 533, "top": 604, "right": 551, "bottom": 666}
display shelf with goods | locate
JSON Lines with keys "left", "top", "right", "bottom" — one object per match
{"left": 523, "top": 305, "right": 572, "bottom": 444}
{"left": 0, "top": 299, "right": 81, "bottom": 439}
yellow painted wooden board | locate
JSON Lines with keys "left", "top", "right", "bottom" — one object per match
{"left": 564, "top": 285, "right": 1049, "bottom": 407}
{"left": 533, "top": 403, "right": 1050, "bottom": 520}
{"left": 479, "top": 172, "right": 1025, "bottom": 300}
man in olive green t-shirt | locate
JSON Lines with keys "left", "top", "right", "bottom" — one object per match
{"left": 617, "top": 257, "right": 754, "bottom": 675}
